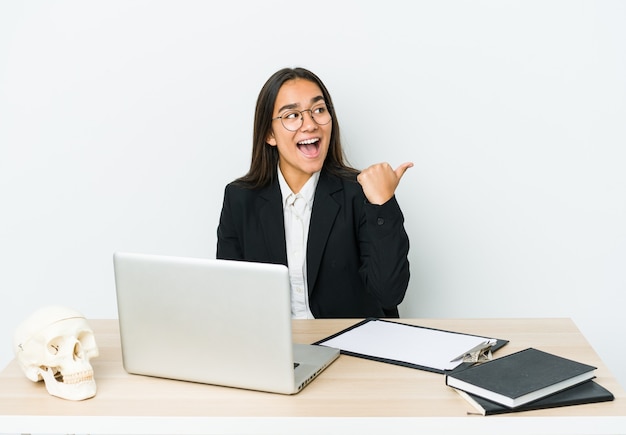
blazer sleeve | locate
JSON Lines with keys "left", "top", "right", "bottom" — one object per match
{"left": 358, "top": 195, "right": 410, "bottom": 311}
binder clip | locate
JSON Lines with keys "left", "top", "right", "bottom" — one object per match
{"left": 451, "top": 340, "right": 496, "bottom": 364}
{"left": 463, "top": 344, "right": 493, "bottom": 364}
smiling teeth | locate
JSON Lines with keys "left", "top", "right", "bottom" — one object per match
{"left": 298, "top": 138, "right": 318, "bottom": 145}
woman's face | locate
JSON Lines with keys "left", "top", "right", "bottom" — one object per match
{"left": 266, "top": 78, "right": 332, "bottom": 193}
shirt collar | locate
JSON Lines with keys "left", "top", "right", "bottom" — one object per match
{"left": 277, "top": 167, "right": 320, "bottom": 208}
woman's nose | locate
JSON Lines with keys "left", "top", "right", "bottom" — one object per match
{"left": 300, "top": 110, "right": 317, "bottom": 131}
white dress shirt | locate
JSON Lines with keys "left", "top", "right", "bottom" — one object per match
{"left": 277, "top": 169, "right": 320, "bottom": 319}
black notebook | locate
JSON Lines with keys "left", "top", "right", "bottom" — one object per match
{"left": 454, "top": 380, "right": 613, "bottom": 415}
{"left": 445, "top": 348, "right": 597, "bottom": 408}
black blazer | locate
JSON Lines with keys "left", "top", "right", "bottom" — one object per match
{"left": 216, "top": 169, "right": 410, "bottom": 318}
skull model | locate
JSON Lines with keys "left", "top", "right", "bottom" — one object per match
{"left": 13, "top": 305, "right": 99, "bottom": 400}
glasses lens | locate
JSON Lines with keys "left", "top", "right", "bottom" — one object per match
{"left": 281, "top": 111, "right": 301, "bottom": 131}
{"left": 311, "top": 105, "right": 332, "bottom": 126}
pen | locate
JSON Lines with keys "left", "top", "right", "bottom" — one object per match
{"left": 450, "top": 339, "right": 496, "bottom": 362}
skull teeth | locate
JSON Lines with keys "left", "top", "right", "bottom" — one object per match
{"left": 58, "top": 370, "right": 95, "bottom": 384}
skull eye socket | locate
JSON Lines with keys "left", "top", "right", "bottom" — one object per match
{"left": 47, "top": 338, "right": 63, "bottom": 355}
{"left": 73, "top": 341, "right": 83, "bottom": 359}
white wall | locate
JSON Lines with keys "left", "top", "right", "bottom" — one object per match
{"left": 1, "top": 1, "right": 625, "bottom": 388}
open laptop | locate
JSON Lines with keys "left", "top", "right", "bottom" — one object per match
{"left": 113, "top": 252, "right": 339, "bottom": 394}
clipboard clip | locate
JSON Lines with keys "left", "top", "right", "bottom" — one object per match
{"left": 450, "top": 339, "right": 497, "bottom": 363}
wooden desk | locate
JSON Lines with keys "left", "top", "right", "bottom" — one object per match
{"left": 1, "top": 318, "right": 625, "bottom": 434}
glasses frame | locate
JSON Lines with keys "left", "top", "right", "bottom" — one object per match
{"left": 271, "top": 105, "right": 332, "bottom": 132}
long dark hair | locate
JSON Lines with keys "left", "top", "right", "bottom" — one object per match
{"left": 235, "top": 67, "right": 358, "bottom": 188}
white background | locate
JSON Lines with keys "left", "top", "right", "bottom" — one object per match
{"left": 1, "top": 1, "right": 625, "bottom": 388}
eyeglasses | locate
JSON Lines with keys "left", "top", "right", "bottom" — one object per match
{"left": 272, "top": 104, "right": 332, "bottom": 131}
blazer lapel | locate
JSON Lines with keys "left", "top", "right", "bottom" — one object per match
{"left": 258, "top": 181, "right": 288, "bottom": 265}
{"left": 307, "top": 171, "right": 342, "bottom": 295}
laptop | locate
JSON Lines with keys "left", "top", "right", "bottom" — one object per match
{"left": 113, "top": 252, "right": 339, "bottom": 394}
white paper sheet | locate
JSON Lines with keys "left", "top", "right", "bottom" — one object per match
{"left": 320, "top": 320, "right": 496, "bottom": 371}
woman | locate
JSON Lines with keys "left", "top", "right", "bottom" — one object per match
{"left": 217, "top": 67, "right": 412, "bottom": 318}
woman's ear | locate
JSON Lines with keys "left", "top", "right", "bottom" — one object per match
{"left": 266, "top": 131, "right": 277, "bottom": 146}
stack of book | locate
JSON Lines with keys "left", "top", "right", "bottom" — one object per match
{"left": 445, "top": 348, "right": 614, "bottom": 415}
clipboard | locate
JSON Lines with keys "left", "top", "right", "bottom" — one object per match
{"left": 314, "top": 318, "right": 508, "bottom": 374}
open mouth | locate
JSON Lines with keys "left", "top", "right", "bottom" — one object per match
{"left": 297, "top": 138, "right": 321, "bottom": 158}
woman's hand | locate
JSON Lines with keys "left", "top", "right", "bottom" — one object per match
{"left": 357, "top": 161, "right": 414, "bottom": 205}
